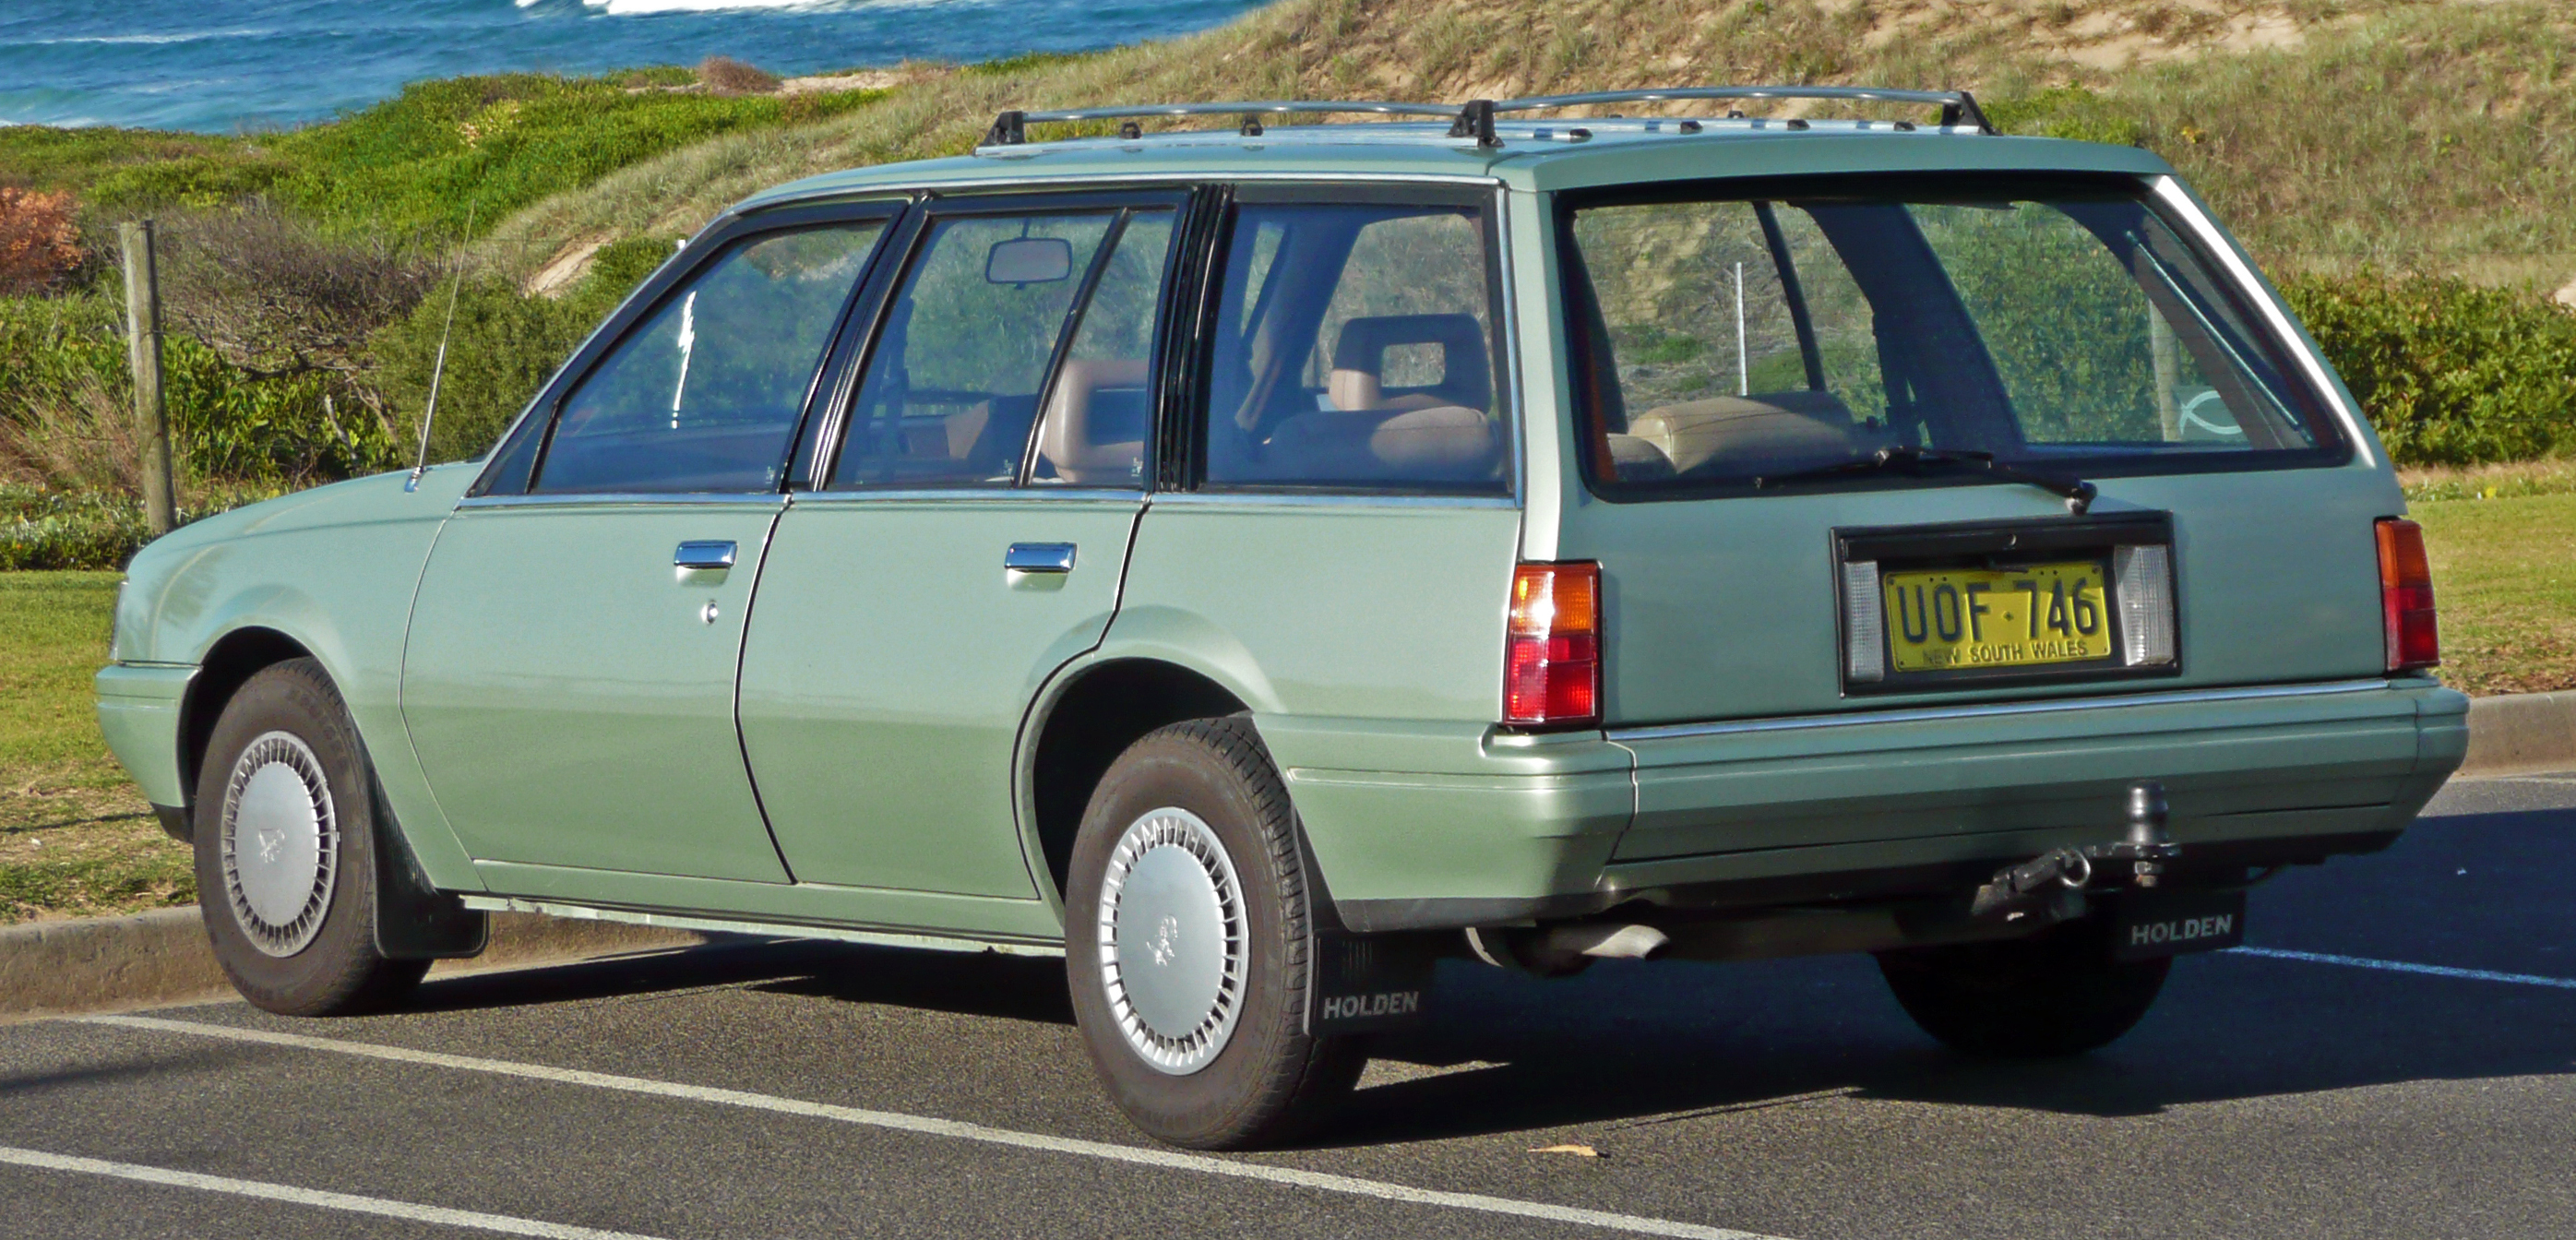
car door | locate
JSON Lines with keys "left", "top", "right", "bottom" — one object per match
{"left": 402, "top": 207, "right": 898, "bottom": 882}
{"left": 736, "top": 191, "right": 1187, "bottom": 899}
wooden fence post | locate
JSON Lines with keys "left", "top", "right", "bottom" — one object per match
{"left": 120, "top": 220, "right": 177, "bottom": 536}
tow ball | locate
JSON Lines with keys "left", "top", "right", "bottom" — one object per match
{"left": 1970, "top": 781, "right": 2182, "bottom": 921}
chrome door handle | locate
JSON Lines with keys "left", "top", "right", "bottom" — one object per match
{"left": 1004, "top": 542, "right": 1077, "bottom": 574}
{"left": 674, "top": 540, "right": 737, "bottom": 571}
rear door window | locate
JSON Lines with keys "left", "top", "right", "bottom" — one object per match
{"left": 1203, "top": 200, "right": 1507, "bottom": 493}
{"left": 1561, "top": 176, "right": 2338, "bottom": 495}
{"left": 534, "top": 221, "right": 885, "bottom": 495}
{"left": 829, "top": 211, "right": 1117, "bottom": 488}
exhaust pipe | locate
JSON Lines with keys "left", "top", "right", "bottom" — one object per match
{"left": 1466, "top": 923, "right": 1671, "bottom": 976}
{"left": 1548, "top": 923, "right": 1671, "bottom": 961}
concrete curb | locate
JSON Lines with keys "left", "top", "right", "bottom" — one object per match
{"left": 0, "top": 907, "right": 710, "bottom": 1022}
{"left": 2462, "top": 690, "right": 2576, "bottom": 776}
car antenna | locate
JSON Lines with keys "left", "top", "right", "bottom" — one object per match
{"left": 406, "top": 201, "right": 477, "bottom": 494}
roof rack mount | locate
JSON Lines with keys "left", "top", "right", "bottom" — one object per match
{"left": 980, "top": 85, "right": 1996, "bottom": 148}
{"left": 984, "top": 101, "right": 1463, "bottom": 147}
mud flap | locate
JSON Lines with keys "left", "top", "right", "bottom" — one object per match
{"left": 372, "top": 787, "right": 487, "bottom": 960}
{"left": 1306, "top": 931, "right": 1441, "bottom": 1035}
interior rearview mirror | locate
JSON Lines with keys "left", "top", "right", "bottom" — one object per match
{"left": 986, "top": 237, "right": 1073, "bottom": 284}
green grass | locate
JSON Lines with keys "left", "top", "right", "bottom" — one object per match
{"left": 9, "top": 70, "right": 889, "bottom": 244}
{"left": 2414, "top": 493, "right": 2576, "bottom": 697}
{"left": 0, "top": 570, "right": 191, "bottom": 923}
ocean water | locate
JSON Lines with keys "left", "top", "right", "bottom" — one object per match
{"left": 0, "top": 0, "right": 1267, "bottom": 133}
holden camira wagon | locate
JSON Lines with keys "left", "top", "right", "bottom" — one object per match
{"left": 99, "top": 87, "right": 2466, "bottom": 1149}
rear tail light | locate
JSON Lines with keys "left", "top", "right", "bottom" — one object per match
{"left": 2376, "top": 518, "right": 2439, "bottom": 672}
{"left": 1506, "top": 562, "right": 1600, "bottom": 727}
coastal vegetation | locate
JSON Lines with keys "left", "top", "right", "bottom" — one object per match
{"left": 2, "top": 0, "right": 2572, "bottom": 618}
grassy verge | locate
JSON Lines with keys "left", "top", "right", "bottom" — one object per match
{"left": 0, "top": 570, "right": 191, "bottom": 923}
{"left": 2413, "top": 493, "right": 2576, "bottom": 698}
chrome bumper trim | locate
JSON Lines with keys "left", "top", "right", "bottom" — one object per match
{"left": 1606, "top": 678, "right": 2403, "bottom": 744}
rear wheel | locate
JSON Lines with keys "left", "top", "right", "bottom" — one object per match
{"left": 1065, "top": 717, "right": 1364, "bottom": 1150}
{"left": 193, "top": 658, "right": 428, "bottom": 1016}
{"left": 1876, "top": 914, "right": 2169, "bottom": 1058}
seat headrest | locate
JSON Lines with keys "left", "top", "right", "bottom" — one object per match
{"left": 1327, "top": 313, "right": 1491, "bottom": 412}
{"left": 1038, "top": 357, "right": 1151, "bottom": 484}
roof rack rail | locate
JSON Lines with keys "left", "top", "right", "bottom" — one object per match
{"left": 984, "top": 100, "right": 1463, "bottom": 147}
{"left": 977, "top": 85, "right": 1998, "bottom": 149}
{"left": 1495, "top": 87, "right": 1996, "bottom": 135}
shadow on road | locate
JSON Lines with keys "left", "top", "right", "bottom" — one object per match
{"left": 370, "top": 803, "right": 2576, "bottom": 1148}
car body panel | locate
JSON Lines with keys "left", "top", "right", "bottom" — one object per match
{"left": 401, "top": 498, "right": 793, "bottom": 883}
{"left": 106, "top": 462, "right": 482, "bottom": 889}
{"left": 737, "top": 493, "right": 1143, "bottom": 896}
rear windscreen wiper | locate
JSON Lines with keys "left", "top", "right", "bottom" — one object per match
{"left": 1756, "top": 445, "right": 2098, "bottom": 513}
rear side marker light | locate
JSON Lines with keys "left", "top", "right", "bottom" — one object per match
{"left": 2112, "top": 544, "right": 2176, "bottom": 667}
{"left": 1506, "top": 562, "right": 1601, "bottom": 728}
{"left": 2377, "top": 518, "right": 2439, "bottom": 672}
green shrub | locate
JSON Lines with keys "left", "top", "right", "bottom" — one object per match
{"left": 1, "top": 291, "right": 399, "bottom": 487}
{"left": 2281, "top": 272, "right": 2576, "bottom": 467}
{"left": 0, "top": 482, "right": 280, "bottom": 570}
{"left": 369, "top": 243, "right": 669, "bottom": 463}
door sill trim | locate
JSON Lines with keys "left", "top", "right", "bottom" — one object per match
{"left": 459, "top": 896, "right": 1067, "bottom": 958}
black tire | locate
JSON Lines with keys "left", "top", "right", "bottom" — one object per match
{"left": 192, "top": 658, "right": 428, "bottom": 1016}
{"left": 1876, "top": 914, "right": 2170, "bottom": 1058}
{"left": 1064, "top": 717, "right": 1365, "bottom": 1150}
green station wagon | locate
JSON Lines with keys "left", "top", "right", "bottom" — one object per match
{"left": 98, "top": 87, "right": 2467, "bottom": 1149}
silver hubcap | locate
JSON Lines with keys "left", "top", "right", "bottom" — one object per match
{"left": 220, "top": 731, "right": 339, "bottom": 958}
{"left": 1096, "top": 806, "right": 1247, "bottom": 1076}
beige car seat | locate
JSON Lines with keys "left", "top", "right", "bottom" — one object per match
{"left": 1264, "top": 314, "right": 1500, "bottom": 481}
{"left": 1622, "top": 389, "right": 1866, "bottom": 476}
{"left": 1037, "top": 358, "right": 1151, "bottom": 484}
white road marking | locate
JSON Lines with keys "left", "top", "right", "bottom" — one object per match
{"left": 78, "top": 1013, "right": 1790, "bottom": 1240}
{"left": 2226, "top": 946, "right": 2576, "bottom": 990}
{"left": 0, "top": 1144, "right": 668, "bottom": 1239}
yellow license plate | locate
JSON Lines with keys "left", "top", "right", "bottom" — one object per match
{"left": 1881, "top": 562, "right": 2112, "bottom": 673}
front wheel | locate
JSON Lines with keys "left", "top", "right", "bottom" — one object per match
{"left": 1876, "top": 914, "right": 2170, "bottom": 1058}
{"left": 193, "top": 658, "right": 428, "bottom": 1016}
{"left": 1064, "top": 717, "right": 1364, "bottom": 1150}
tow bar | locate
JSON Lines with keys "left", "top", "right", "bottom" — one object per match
{"left": 1970, "top": 781, "right": 2183, "bottom": 922}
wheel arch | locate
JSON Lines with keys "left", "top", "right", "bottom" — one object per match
{"left": 177, "top": 626, "right": 317, "bottom": 813}
{"left": 1022, "top": 657, "right": 1250, "bottom": 902}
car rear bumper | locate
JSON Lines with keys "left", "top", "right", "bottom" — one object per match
{"left": 1282, "top": 678, "right": 2469, "bottom": 933}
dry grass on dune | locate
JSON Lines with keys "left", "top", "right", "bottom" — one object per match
{"left": 482, "top": 0, "right": 2574, "bottom": 292}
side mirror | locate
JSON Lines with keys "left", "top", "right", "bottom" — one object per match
{"left": 986, "top": 237, "right": 1073, "bottom": 285}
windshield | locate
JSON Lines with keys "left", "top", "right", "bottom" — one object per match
{"left": 1559, "top": 175, "right": 2343, "bottom": 495}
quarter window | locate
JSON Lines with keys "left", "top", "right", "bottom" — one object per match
{"left": 536, "top": 222, "right": 884, "bottom": 495}
{"left": 1203, "top": 203, "right": 1506, "bottom": 492}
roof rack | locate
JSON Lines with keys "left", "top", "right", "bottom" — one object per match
{"left": 978, "top": 85, "right": 1997, "bottom": 149}
{"left": 1495, "top": 87, "right": 1995, "bottom": 135}
{"left": 984, "top": 101, "right": 1463, "bottom": 147}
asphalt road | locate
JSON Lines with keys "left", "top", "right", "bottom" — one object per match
{"left": 6, "top": 772, "right": 2574, "bottom": 1240}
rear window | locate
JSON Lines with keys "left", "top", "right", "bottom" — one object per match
{"left": 1559, "top": 175, "right": 2344, "bottom": 495}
